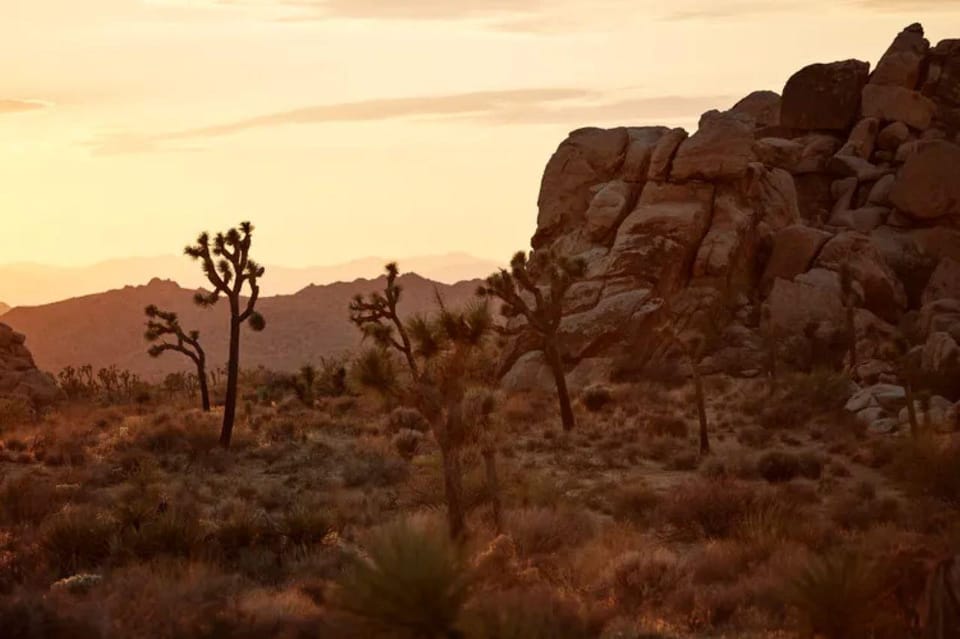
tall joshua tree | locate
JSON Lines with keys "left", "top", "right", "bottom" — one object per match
{"left": 144, "top": 305, "right": 210, "bottom": 411}
{"left": 350, "top": 263, "right": 493, "bottom": 540}
{"left": 477, "top": 250, "right": 585, "bottom": 432}
{"left": 185, "top": 221, "right": 265, "bottom": 447}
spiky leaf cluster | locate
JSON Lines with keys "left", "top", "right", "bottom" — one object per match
{"left": 143, "top": 304, "right": 205, "bottom": 365}
{"left": 184, "top": 221, "right": 265, "bottom": 331}
{"left": 477, "top": 250, "right": 585, "bottom": 337}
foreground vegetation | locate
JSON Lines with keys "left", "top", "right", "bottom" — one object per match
{"left": 1, "top": 364, "right": 957, "bottom": 639}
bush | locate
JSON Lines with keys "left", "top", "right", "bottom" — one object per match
{"left": 342, "top": 445, "right": 409, "bottom": 488}
{"left": 120, "top": 508, "right": 204, "bottom": 561}
{"left": 386, "top": 407, "right": 430, "bottom": 434}
{"left": 783, "top": 552, "right": 888, "bottom": 639}
{"left": 333, "top": 520, "right": 470, "bottom": 638}
{"left": 607, "top": 549, "right": 680, "bottom": 610}
{"left": 660, "top": 481, "right": 760, "bottom": 540}
{"left": 610, "top": 481, "right": 661, "bottom": 523}
{"left": 581, "top": 386, "right": 614, "bottom": 412}
{"left": 891, "top": 437, "right": 960, "bottom": 505}
{"left": 0, "top": 399, "right": 34, "bottom": 430}
{"left": 0, "top": 591, "right": 101, "bottom": 639}
{"left": 506, "top": 507, "right": 596, "bottom": 556}
{"left": 756, "top": 451, "right": 802, "bottom": 483}
{"left": 463, "top": 587, "right": 595, "bottom": 639}
{"left": 281, "top": 501, "right": 333, "bottom": 547}
{"left": 392, "top": 429, "right": 424, "bottom": 460}
{"left": 0, "top": 475, "right": 62, "bottom": 526}
{"left": 647, "top": 415, "right": 688, "bottom": 439}
{"left": 40, "top": 507, "right": 114, "bottom": 577}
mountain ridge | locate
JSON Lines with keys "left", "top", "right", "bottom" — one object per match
{"left": 2, "top": 273, "right": 483, "bottom": 379}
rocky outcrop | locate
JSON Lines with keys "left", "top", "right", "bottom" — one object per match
{"left": 502, "top": 23, "right": 960, "bottom": 402}
{"left": 0, "top": 323, "right": 61, "bottom": 407}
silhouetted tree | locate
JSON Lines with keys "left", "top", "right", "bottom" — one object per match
{"left": 144, "top": 304, "right": 210, "bottom": 411}
{"left": 185, "top": 221, "right": 265, "bottom": 447}
{"left": 477, "top": 250, "right": 585, "bottom": 432}
{"left": 350, "top": 264, "right": 493, "bottom": 540}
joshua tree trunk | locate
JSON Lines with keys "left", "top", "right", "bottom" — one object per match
{"left": 693, "top": 363, "right": 710, "bottom": 456}
{"left": 197, "top": 360, "right": 210, "bottom": 412}
{"left": 482, "top": 446, "right": 503, "bottom": 534}
{"left": 905, "top": 381, "right": 919, "bottom": 439}
{"left": 845, "top": 303, "right": 858, "bottom": 370}
{"left": 221, "top": 310, "right": 241, "bottom": 447}
{"left": 544, "top": 339, "right": 575, "bottom": 432}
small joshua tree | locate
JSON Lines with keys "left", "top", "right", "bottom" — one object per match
{"left": 144, "top": 304, "right": 210, "bottom": 411}
{"left": 477, "top": 250, "right": 585, "bottom": 432}
{"left": 839, "top": 261, "right": 859, "bottom": 371}
{"left": 185, "top": 221, "right": 265, "bottom": 447}
{"left": 350, "top": 264, "right": 493, "bottom": 540}
{"left": 659, "top": 323, "right": 711, "bottom": 457}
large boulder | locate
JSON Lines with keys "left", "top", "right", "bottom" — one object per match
{"left": 534, "top": 127, "right": 630, "bottom": 247}
{"left": 729, "top": 90, "right": 781, "bottom": 128}
{"left": 815, "top": 232, "right": 908, "bottom": 323}
{"left": 765, "top": 276, "right": 844, "bottom": 335}
{"left": 780, "top": 59, "right": 870, "bottom": 131}
{"left": 761, "top": 225, "right": 833, "bottom": 290}
{"left": 870, "top": 23, "right": 929, "bottom": 89}
{"left": 558, "top": 289, "right": 662, "bottom": 359}
{"left": 861, "top": 84, "right": 936, "bottom": 130}
{"left": 889, "top": 141, "right": 960, "bottom": 220}
{"left": 0, "top": 323, "right": 61, "bottom": 408}
{"left": 923, "top": 259, "right": 960, "bottom": 305}
{"left": 670, "top": 110, "right": 756, "bottom": 181}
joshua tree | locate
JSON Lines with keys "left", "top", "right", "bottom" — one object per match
{"left": 477, "top": 250, "right": 585, "bottom": 432}
{"left": 839, "top": 261, "right": 859, "bottom": 371}
{"left": 144, "top": 304, "right": 210, "bottom": 411}
{"left": 350, "top": 264, "right": 493, "bottom": 540}
{"left": 185, "top": 221, "right": 265, "bottom": 447}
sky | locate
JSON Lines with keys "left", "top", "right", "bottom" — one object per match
{"left": 3, "top": 0, "right": 960, "bottom": 269}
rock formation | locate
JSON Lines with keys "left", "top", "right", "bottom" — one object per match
{"left": 503, "top": 23, "right": 960, "bottom": 418}
{"left": 0, "top": 322, "right": 61, "bottom": 407}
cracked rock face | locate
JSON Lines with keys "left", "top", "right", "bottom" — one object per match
{"left": 502, "top": 22, "right": 960, "bottom": 398}
{"left": 0, "top": 323, "right": 61, "bottom": 408}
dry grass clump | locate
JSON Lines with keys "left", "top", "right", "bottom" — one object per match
{"left": 754, "top": 450, "right": 823, "bottom": 483}
{"left": 606, "top": 547, "right": 681, "bottom": 610}
{"left": 757, "top": 370, "right": 849, "bottom": 430}
{"left": 39, "top": 505, "right": 114, "bottom": 577}
{"left": 0, "top": 474, "right": 63, "bottom": 526}
{"left": 341, "top": 440, "right": 408, "bottom": 488}
{"left": 506, "top": 507, "right": 597, "bottom": 556}
{"left": 581, "top": 385, "right": 614, "bottom": 413}
{"left": 659, "top": 480, "right": 768, "bottom": 541}
{"left": 463, "top": 587, "right": 598, "bottom": 639}
{"left": 890, "top": 436, "right": 960, "bottom": 505}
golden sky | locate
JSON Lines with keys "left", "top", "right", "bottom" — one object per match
{"left": 3, "top": 0, "right": 959, "bottom": 268}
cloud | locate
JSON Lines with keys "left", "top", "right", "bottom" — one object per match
{"left": 0, "top": 99, "right": 49, "bottom": 115}
{"left": 84, "top": 88, "right": 730, "bottom": 154}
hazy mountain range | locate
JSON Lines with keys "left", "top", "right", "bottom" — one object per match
{"left": 0, "top": 252, "right": 501, "bottom": 308}
{"left": 2, "top": 275, "right": 482, "bottom": 379}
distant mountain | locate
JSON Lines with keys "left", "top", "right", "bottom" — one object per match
{"left": 0, "top": 252, "right": 501, "bottom": 307}
{"left": 0, "top": 302, "right": 9, "bottom": 316}
{"left": 2, "top": 275, "right": 482, "bottom": 379}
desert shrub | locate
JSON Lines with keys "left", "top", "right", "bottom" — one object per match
{"left": 333, "top": 520, "right": 470, "bottom": 638}
{"left": 891, "top": 436, "right": 960, "bottom": 505}
{"left": 607, "top": 548, "right": 681, "bottom": 610}
{"left": 659, "top": 480, "right": 761, "bottom": 540}
{"left": 666, "top": 450, "right": 700, "bottom": 471}
{"left": 0, "top": 475, "right": 62, "bottom": 526}
{"left": 688, "top": 541, "right": 753, "bottom": 585}
{"left": 756, "top": 450, "right": 802, "bottom": 483}
{"left": 120, "top": 509, "right": 204, "bottom": 561}
{"left": 737, "top": 426, "right": 772, "bottom": 448}
{"left": 506, "top": 507, "right": 596, "bottom": 556}
{"left": 647, "top": 415, "right": 688, "bottom": 438}
{"left": 463, "top": 587, "right": 595, "bottom": 639}
{"left": 212, "top": 505, "right": 271, "bottom": 561}
{"left": 782, "top": 551, "right": 888, "bottom": 639}
{"left": 392, "top": 429, "right": 424, "bottom": 460}
{"left": 0, "top": 590, "right": 101, "bottom": 639}
{"left": 341, "top": 444, "right": 409, "bottom": 488}
{"left": 281, "top": 501, "right": 333, "bottom": 547}
{"left": 581, "top": 386, "right": 614, "bottom": 412}
{"left": 0, "top": 398, "right": 34, "bottom": 430}
{"left": 760, "top": 370, "right": 849, "bottom": 430}
{"left": 830, "top": 491, "right": 901, "bottom": 531}
{"left": 610, "top": 481, "right": 661, "bottom": 523}
{"left": 39, "top": 506, "right": 114, "bottom": 577}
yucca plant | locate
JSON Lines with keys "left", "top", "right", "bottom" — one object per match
{"left": 783, "top": 551, "right": 889, "bottom": 639}
{"left": 334, "top": 520, "right": 471, "bottom": 638}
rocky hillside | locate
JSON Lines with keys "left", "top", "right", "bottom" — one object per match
{"left": 0, "top": 303, "right": 9, "bottom": 316}
{"left": 0, "top": 323, "right": 61, "bottom": 407}
{"left": 504, "top": 24, "right": 960, "bottom": 429}
{"left": 2, "top": 275, "right": 481, "bottom": 379}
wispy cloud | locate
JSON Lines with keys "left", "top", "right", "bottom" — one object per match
{"left": 83, "top": 88, "right": 728, "bottom": 155}
{"left": 0, "top": 99, "right": 50, "bottom": 115}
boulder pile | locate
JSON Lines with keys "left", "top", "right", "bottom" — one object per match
{"left": 0, "top": 322, "right": 61, "bottom": 408}
{"left": 503, "top": 24, "right": 960, "bottom": 428}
